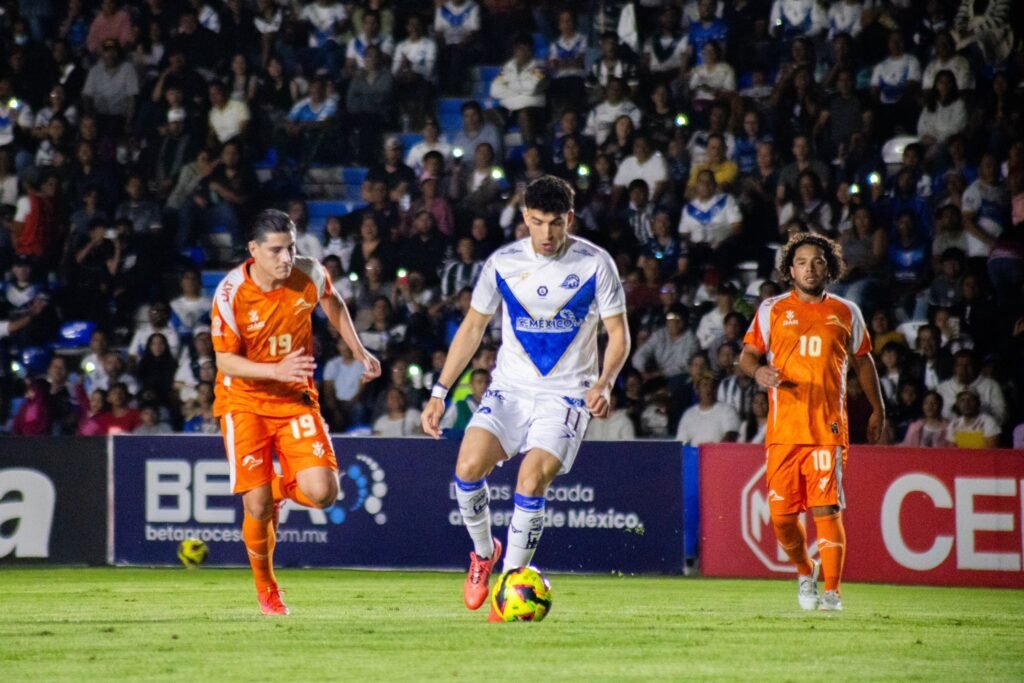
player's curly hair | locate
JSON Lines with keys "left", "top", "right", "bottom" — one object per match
{"left": 250, "top": 209, "right": 295, "bottom": 243}
{"left": 775, "top": 232, "right": 845, "bottom": 288}
{"left": 524, "top": 176, "right": 575, "bottom": 216}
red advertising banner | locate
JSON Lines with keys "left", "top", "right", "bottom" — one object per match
{"left": 700, "top": 444, "right": 1024, "bottom": 588}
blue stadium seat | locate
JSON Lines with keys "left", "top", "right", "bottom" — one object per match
{"left": 438, "top": 98, "right": 468, "bottom": 116}
{"left": 341, "top": 166, "right": 369, "bottom": 186}
{"left": 201, "top": 270, "right": 227, "bottom": 295}
{"left": 54, "top": 321, "right": 95, "bottom": 349}
{"left": 307, "top": 201, "right": 350, "bottom": 218}
{"left": 533, "top": 33, "right": 549, "bottom": 60}
{"left": 400, "top": 133, "right": 424, "bottom": 151}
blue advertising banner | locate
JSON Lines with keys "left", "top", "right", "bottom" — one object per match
{"left": 112, "top": 436, "right": 685, "bottom": 573}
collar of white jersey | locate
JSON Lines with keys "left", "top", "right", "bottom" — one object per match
{"left": 526, "top": 235, "right": 574, "bottom": 261}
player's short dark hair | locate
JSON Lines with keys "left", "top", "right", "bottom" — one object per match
{"left": 776, "top": 232, "right": 845, "bottom": 287}
{"left": 523, "top": 176, "right": 574, "bottom": 216}
{"left": 250, "top": 208, "right": 295, "bottom": 243}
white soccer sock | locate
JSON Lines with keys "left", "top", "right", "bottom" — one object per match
{"left": 454, "top": 476, "right": 495, "bottom": 558}
{"left": 503, "top": 493, "right": 546, "bottom": 573}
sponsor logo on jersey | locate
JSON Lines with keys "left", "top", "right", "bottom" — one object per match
{"left": 476, "top": 406, "right": 492, "bottom": 414}
{"left": 241, "top": 454, "right": 263, "bottom": 471}
{"left": 563, "top": 396, "right": 586, "bottom": 409}
{"left": 782, "top": 310, "right": 799, "bottom": 326}
{"left": 211, "top": 316, "right": 224, "bottom": 337}
{"left": 513, "top": 309, "right": 583, "bottom": 334}
{"left": 312, "top": 442, "right": 325, "bottom": 459}
{"left": 825, "top": 314, "right": 849, "bottom": 332}
{"left": 560, "top": 274, "right": 580, "bottom": 289}
{"left": 293, "top": 297, "right": 314, "bottom": 314}
{"left": 220, "top": 281, "right": 234, "bottom": 303}
{"left": 818, "top": 476, "right": 830, "bottom": 492}
{"left": 483, "top": 389, "right": 506, "bottom": 401}
{"left": 246, "top": 309, "right": 266, "bottom": 331}
{"left": 767, "top": 489, "right": 785, "bottom": 502}
{"left": 537, "top": 285, "right": 549, "bottom": 297}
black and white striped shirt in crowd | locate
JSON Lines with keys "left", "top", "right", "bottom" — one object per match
{"left": 441, "top": 259, "right": 484, "bottom": 299}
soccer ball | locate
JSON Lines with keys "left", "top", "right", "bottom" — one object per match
{"left": 490, "top": 566, "right": 552, "bottom": 622}
{"left": 177, "top": 538, "right": 209, "bottom": 568}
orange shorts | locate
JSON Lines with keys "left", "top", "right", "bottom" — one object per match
{"left": 221, "top": 411, "right": 337, "bottom": 494}
{"left": 765, "top": 444, "right": 848, "bottom": 516}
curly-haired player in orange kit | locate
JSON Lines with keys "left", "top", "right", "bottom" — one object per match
{"left": 210, "top": 209, "right": 381, "bottom": 615}
{"left": 738, "top": 233, "right": 885, "bottom": 612}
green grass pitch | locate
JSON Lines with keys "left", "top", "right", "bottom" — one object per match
{"left": 2, "top": 568, "right": 1022, "bottom": 682}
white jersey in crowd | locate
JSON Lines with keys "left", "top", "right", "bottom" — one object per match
{"left": 470, "top": 236, "right": 626, "bottom": 397}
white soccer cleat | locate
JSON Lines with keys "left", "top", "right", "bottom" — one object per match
{"left": 819, "top": 590, "right": 843, "bottom": 612}
{"left": 797, "top": 560, "right": 820, "bottom": 610}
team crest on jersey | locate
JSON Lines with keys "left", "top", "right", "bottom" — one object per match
{"left": 560, "top": 274, "right": 580, "bottom": 289}
{"left": 782, "top": 310, "right": 799, "bottom": 326}
{"left": 312, "top": 442, "right": 325, "bottom": 458}
{"left": 537, "top": 285, "right": 549, "bottom": 297}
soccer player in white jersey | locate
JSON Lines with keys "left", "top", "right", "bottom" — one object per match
{"left": 422, "top": 176, "right": 631, "bottom": 621}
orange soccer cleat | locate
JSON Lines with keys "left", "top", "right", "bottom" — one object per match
{"left": 464, "top": 539, "right": 502, "bottom": 610}
{"left": 258, "top": 585, "right": 290, "bottom": 616}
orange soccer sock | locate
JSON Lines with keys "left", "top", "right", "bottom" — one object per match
{"left": 272, "top": 475, "right": 319, "bottom": 508}
{"left": 772, "top": 514, "right": 814, "bottom": 576}
{"left": 814, "top": 512, "right": 846, "bottom": 592}
{"left": 242, "top": 511, "right": 278, "bottom": 593}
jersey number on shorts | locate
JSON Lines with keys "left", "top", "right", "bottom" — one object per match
{"left": 564, "top": 408, "right": 582, "bottom": 432}
{"left": 798, "top": 334, "right": 822, "bottom": 357}
{"left": 290, "top": 414, "right": 318, "bottom": 439}
{"left": 268, "top": 333, "right": 293, "bottom": 356}
{"left": 812, "top": 448, "right": 832, "bottom": 471}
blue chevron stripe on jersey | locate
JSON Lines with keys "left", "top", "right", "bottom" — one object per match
{"left": 496, "top": 271, "right": 597, "bottom": 376}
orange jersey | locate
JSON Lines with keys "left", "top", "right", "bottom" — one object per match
{"left": 211, "top": 255, "right": 334, "bottom": 418}
{"left": 743, "top": 291, "right": 871, "bottom": 447}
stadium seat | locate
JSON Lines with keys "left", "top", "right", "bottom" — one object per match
{"left": 400, "top": 133, "right": 424, "bottom": 151}
{"left": 16, "top": 347, "right": 51, "bottom": 378}
{"left": 53, "top": 321, "right": 96, "bottom": 349}
{"left": 201, "top": 271, "right": 228, "bottom": 296}
{"left": 532, "top": 33, "right": 549, "bottom": 60}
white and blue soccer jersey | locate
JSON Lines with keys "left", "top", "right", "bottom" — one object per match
{"left": 471, "top": 236, "right": 626, "bottom": 397}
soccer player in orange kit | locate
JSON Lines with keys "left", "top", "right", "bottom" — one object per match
{"left": 739, "top": 233, "right": 885, "bottom": 611}
{"left": 210, "top": 209, "right": 381, "bottom": 615}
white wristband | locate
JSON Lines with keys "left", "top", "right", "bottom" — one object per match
{"left": 431, "top": 382, "right": 449, "bottom": 400}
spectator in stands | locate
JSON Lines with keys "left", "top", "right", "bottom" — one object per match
{"left": 115, "top": 173, "right": 162, "bottom": 235}
{"left": 643, "top": 6, "right": 688, "bottom": 88}
{"left": 136, "top": 332, "right": 177, "bottom": 407}
{"left": 346, "top": 45, "right": 395, "bottom": 165}
{"left": 587, "top": 31, "right": 639, "bottom": 101}
{"left": 179, "top": 140, "right": 257, "bottom": 251}
{"left": 392, "top": 14, "right": 437, "bottom": 131}
{"left": 175, "top": 326, "right": 214, "bottom": 399}
{"left": 129, "top": 301, "right": 181, "bottom": 361}
{"left": 777, "top": 134, "right": 831, "bottom": 199}
{"left": 321, "top": 338, "right": 369, "bottom": 430}
{"left": 547, "top": 10, "right": 588, "bottom": 114}
{"left": 937, "top": 349, "right": 1006, "bottom": 426}
{"left": 696, "top": 282, "right": 735, "bottom": 350}
{"left": 688, "top": 42, "right": 736, "bottom": 113}
{"left": 946, "top": 388, "right": 1000, "bottom": 449}
{"left": 440, "top": 367, "right": 489, "bottom": 433}
{"left": 584, "top": 77, "right": 641, "bottom": 147}
{"left": 288, "top": 200, "right": 324, "bottom": 261}
{"left": 614, "top": 133, "right": 669, "bottom": 208}
{"left": 687, "top": 133, "right": 738, "bottom": 194}
{"left": 170, "top": 270, "right": 211, "bottom": 334}
{"left": 902, "top": 389, "right": 950, "bottom": 447}
{"left": 435, "top": 0, "right": 481, "bottom": 95}
{"left": 778, "top": 170, "right": 834, "bottom": 236}
{"left": 82, "top": 39, "right": 139, "bottom": 136}
{"left": 182, "top": 380, "right": 217, "bottom": 433}
{"left": 452, "top": 100, "right": 502, "bottom": 163}
{"left": 738, "top": 389, "right": 768, "bottom": 444}
{"left": 206, "top": 81, "right": 250, "bottom": 147}
{"left": 632, "top": 303, "right": 699, "bottom": 394}
{"left": 489, "top": 33, "right": 548, "bottom": 147}
{"left": 675, "top": 373, "right": 740, "bottom": 445}
{"left": 961, "top": 153, "right": 1009, "bottom": 261}
{"left": 87, "top": 0, "right": 133, "bottom": 55}
{"left": 11, "top": 379, "right": 53, "bottom": 436}
{"left": 278, "top": 74, "right": 338, "bottom": 171}
{"left": 917, "top": 70, "right": 968, "bottom": 153}
{"left": 369, "top": 137, "right": 416, "bottom": 206}
{"left": 373, "top": 386, "right": 422, "bottom": 436}
{"left": 679, "top": 169, "right": 742, "bottom": 268}
{"left": 104, "top": 381, "right": 140, "bottom": 434}
{"left": 345, "top": 9, "right": 394, "bottom": 75}
{"left": 133, "top": 402, "right": 173, "bottom": 434}
{"left": 870, "top": 31, "right": 921, "bottom": 135}
{"left": 450, "top": 142, "right": 505, "bottom": 228}
{"left": 298, "top": 0, "right": 348, "bottom": 79}
{"left": 411, "top": 174, "right": 454, "bottom": 238}
{"left": 585, "top": 390, "right": 636, "bottom": 440}
{"left": 405, "top": 118, "right": 451, "bottom": 176}
{"left": 398, "top": 210, "right": 449, "bottom": 287}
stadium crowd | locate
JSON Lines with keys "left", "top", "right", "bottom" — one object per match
{"left": 0, "top": 0, "right": 1022, "bottom": 448}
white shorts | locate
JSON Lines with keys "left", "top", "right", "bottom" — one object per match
{"left": 466, "top": 387, "right": 591, "bottom": 474}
